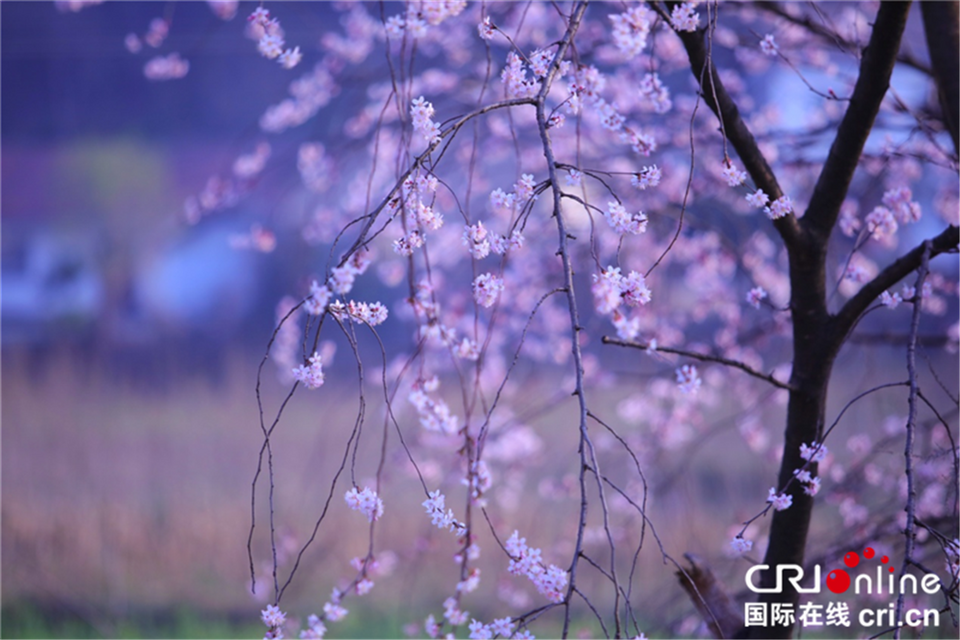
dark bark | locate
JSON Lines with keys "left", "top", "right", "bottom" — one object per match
{"left": 831, "top": 225, "right": 960, "bottom": 351}
{"left": 676, "top": 555, "right": 743, "bottom": 639}
{"left": 667, "top": 3, "right": 935, "bottom": 638}
{"left": 672, "top": 11, "right": 804, "bottom": 252}
{"left": 802, "top": 2, "right": 912, "bottom": 244}
{"left": 921, "top": 1, "right": 960, "bottom": 154}
{"left": 747, "top": 5, "right": 913, "bottom": 638}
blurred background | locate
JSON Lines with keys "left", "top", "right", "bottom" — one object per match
{"left": 2, "top": 2, "right": 958, "bottom": 639}
{"left": 1, "top": 2, "right": 346, "bottom": 637}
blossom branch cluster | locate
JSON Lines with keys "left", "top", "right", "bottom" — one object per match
{"left": 248, "top": 7, "right": 302, "bottom": 69}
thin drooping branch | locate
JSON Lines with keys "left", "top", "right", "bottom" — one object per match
{"left": 671, "top": 10, "right": 804, "bottom": 251}
{"left": 830, "top": 225, "right": 959, "bottom": 347}
{"left": 893, "top": 242, "right": 931, "bottom": 639}
{"left": 801, "top": 1, "right": 911, "bottom": 242}
{"left": 602, "top": 336, "right": 795, "bottom": 391}
{"left": 532, "top": 4, "right": 612, "bottom": 638}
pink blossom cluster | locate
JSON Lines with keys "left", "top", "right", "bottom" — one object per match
{"left": 124, "top": 17, "right": 168, "bottom": 53}
{"left": 669, "top": 2, "right": 700, "bottom": 32}
{"left": 468, "top": 616, "right": 518, "bottom": 640}
{"left": 344, "top": 486, "right": 384, "bottom": 522}
{"left": 329, "top": 300, "right": 389, "bottom": 327}
{"left": 565, "top": 65, "right": 604, "bottom": 114}
{"left": 409, "top": 378, "right": 460, "bottom": 434}
{"left": 453, "top": 337, "right": 480, "bottom": 361}
{"left": 591, "top": 266, "right": 652, "bottom": 316}
{"left": 206, "top": 0, "right": 237, "bottom": 21}
{"left": 638, "top": 73, "right": 672, "bottom": 114}
{"left": 675, "top": 364, "right": 701, "bottom": 394}
{"left": 305, "top": 281, "right": 332, "bottom": 316}
{"left": 609, "top": 6, "right": 654, "bottom": 58}
{"left": 248, "top": 7, "right": 302, "bottom": 69}
{"left": 505, "top": 530, "right": 568, "bottom": 603}
{"left": 462, "top": 221, "right": 492, "bottom": 259}
{"left": 392, "top": 170, "right": 443, "bottom": 255}
{"left": 182, "top": 175, "right": 244, "bottom": 223}
{"left": 721, "top": 160, "right": 747, "bottom": 187}
{"left": 411, "top": 96, "right": 442, "bottom": 145}
{"left": 745, "top": 188, "right": 770, "bottom": 208}
{"left": 604, "top": 201, "right": 649, "bottom": 235}
{"left": 261, "top": 604, "right": 286, "bottom": 639}
{"left": 463, "top": 459, "right": 492, "bottom": 501}
{"left": 297, "top": 143, "right": 332, "bottom": 192}
{"left": 490, "top": 174, "right": 538, "bottom": 217}
{"left": 793, "top": 469, "right": 822, "bottom": 496}
{"left": 455, "top": 567, "right": 481, "bottom": 595}
{"left": 422, "top": 489, "right": 466, "bottom": 535}
{"left": 299, "top": 614, "right": 327, "bottom": 639}
{"left": 259, "top": 63, "right": 337, "bottom": 133}
{"left": 271, "top": 297, "right": 302, "bottom": 383}
{"left": 838, "top": 201, "right": 862, "bottom": 237}
{"left": 759, "top": 34, "right": 779, "bottom": 56}
{"left": 261, "top": 604, "right": 286, "bottom": 628}
{"left": 729, "top": 536, "right": 753, "bottom": 555}
{"left": 385, "top": 1, "right": 466, "bottom": 38}
{"left": 880, "top": 290, "right": 903, "bottom": 309}
{"left": 228, "top": 224, "right": 276, "bottom": 253}
{"left": 473, "top": 273, "right": 505, "bottom": 308}
{"left": 477, "top": 16, "right": 494, "bottom": 41}
{"left": 631, "top": 165, "right": 662, "bottom": 190}
{"left": 882, "top": 187, "right": 922, "bottom": 223}
{"left": 330, "top": 251, "right": 373, "bottom": 295}
{"left": 407, "top": 280, "right": 456, "bottom": 347}
{"left": 765, "top": 195, "right": 794, "bottom": 220}
{"left": 865, "top": 187, "right": 922, "bottom": 242}
{"left": 233, "top": 142, "right": 271, "bottom": 179}
{"left": 799, "top": 441, "right": 828, "bottom": 463}
{"left": 322, "top": 588, "right": 348, "bottom": 622}
{"left": 570, "top": 66, "right": 657, "bottom": 155}
{"left": 143, "top": 52, "right": 189, "bottom": 81}
{"left": 443, "top": 596, "right": 469, "bottom": 625}
{"left": 501, "top": 51, "right": 541, "bottom": 99}
{"left": 746, "top": 286, "right": 768, "bottom": 309}
{"left": 292, "top": 352, "right": 325, "bottom": 390}
{"left": 766, "top": 488, "right": 793, "bottom": 511}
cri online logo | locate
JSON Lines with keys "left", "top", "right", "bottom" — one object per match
{"left": 746, "top": 546, "right": 941, "bottom": 595}
{"left": 826, "top": 547, "right": 892, "bottom": 593}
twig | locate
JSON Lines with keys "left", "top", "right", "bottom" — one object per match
{"left": 602, "top": 336, "right": 794, "bottom": 390}
{"left": 894, "top": 242, "right": 931, "bottom": 638}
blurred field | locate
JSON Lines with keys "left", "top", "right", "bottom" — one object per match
{"left": 2, "top": 341, "right": 956, "bottom": 638}
{"left": 0, "top": 344, "right": 741, "bottom": 638}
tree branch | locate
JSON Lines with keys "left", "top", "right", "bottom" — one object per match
{"left": 672, "top": 8, "right": 804, "bottom": 252}
{"left": 920, "top": 0, "right": 960, "bottom": 155}
{"left": 755, "top": 2, "right": 933, "bottom": 77}
{"left": 602, "top": 336, "right": 795, "bottom": 390}
{"left": 830, "top": 225, "right": 959, "bottom": 347}
{"left": 893, "top": 242, "right": 930, "bottom": 640}
{"left": 802, "top": 2, "right": 912, "bottom": 242}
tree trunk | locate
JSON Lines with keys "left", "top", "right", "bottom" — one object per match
{"left": 921, "top": 1, "right": 960, "bottom": 154}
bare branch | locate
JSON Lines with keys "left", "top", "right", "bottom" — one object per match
{"left": 831, "top": 225, "right": 959, "bottom": 347}
{"left": 893, "top": 242, "right": 931, "bottom": 639}
{"left": 755, "top": 2, "right": 933, "bottom": 76}
{"left": 602, "top": 336, "right": 795, "bottom": 390}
